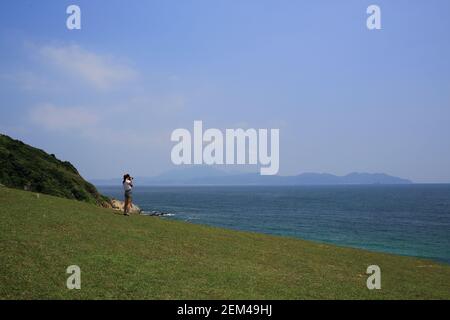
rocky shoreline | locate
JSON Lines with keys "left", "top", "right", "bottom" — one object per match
{"left": 110, "top": 199, "right": 172, "bottom": 217}
{"left": 141, "top": 210, "right": 173, "bottom": 217}
{"left": 110, "top": 199, "right": 142, "bottom": 214}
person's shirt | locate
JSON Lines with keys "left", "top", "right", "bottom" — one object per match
{"left": 123, "top": 179, "right": 133, "bottom": 192}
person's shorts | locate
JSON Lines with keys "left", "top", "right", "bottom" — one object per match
{"left": 125, "top": 190, "right": 132, "bottom": 200}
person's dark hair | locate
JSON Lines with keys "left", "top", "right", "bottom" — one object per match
{"left": 123, "top": 174, "right": 130, "bottom": 184}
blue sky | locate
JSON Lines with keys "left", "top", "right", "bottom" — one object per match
{"left": 1, "top": 0, "right": 449, "bottom": 182}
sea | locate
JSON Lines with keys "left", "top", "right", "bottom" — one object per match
{"left": 98, "top": 184, "right": 450, "bottom": 264}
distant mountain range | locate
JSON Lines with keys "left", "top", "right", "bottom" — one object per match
{"left": 91, "top": 167, "right": 413, "bottom": 186}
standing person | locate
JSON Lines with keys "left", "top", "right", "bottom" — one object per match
{"left": 123, "top": 174, "right": 133, "bottom": 216}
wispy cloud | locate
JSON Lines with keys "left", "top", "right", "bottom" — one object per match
{"left": 1, "top": 44, "right": 138, "bottom": 93}
{"left": 28, "top": 102, "right": 168, "bottom": 148}
{"left": 29, "top": 103, "right": 99, "bottom": 131}
{"left": 38, "top": 44, "right": 137, "bottom": 90}
{"left": 1, "top": 71, "right": 55, "bottom": 93}
{"left": 6, "top": 42, "right": 187, "bottom": 176}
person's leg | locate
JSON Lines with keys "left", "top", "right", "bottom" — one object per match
{"left": 127, "top": 196, "right": 133, "bottom": 213}
{"left": 124, "top": 196, "right": 129, "bottom": 215}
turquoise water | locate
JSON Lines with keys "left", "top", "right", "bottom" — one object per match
{"left": 98, "top": 185, "right": 450, "bottom": 263}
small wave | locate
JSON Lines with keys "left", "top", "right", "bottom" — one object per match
{"left": 141, "top": 210, "right": 175, "bottom": 217}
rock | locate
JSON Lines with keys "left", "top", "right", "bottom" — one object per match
{"left": 110, "top": 199, "right": 142, "bottom": 214}
{"left": 109, "top": 199, "right": 172, "bottom": 217}
{"left": 141, "top": 210, "right": 173, "bottom": 217}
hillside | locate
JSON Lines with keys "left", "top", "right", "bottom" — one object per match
{"left": 0, "top": 134, "right": 109, "bottom": 207}
{"left": 1, "top": 186, "right": 449, "bottom": 299}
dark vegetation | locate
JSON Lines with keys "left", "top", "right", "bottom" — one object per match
{"left": 0, "top": 134, "right": 109, "bottom": 207}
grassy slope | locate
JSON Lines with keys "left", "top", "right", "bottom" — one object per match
{"left": 1, "top": 187, "right": 449, "bottom": 300}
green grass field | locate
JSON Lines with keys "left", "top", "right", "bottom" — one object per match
{"left": 1, "top": 186, "right": 449, "bottom": 299}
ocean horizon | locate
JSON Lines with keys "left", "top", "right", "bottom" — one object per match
{"left": 98, "top": 184, "right": 450, "bottom": 264}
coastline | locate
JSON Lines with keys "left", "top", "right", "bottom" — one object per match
{"left": 98, "top": 184, "right": 450, "bottom": 265}
{"left": 163, "top": 215, "right": 450, "bottom": 266}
